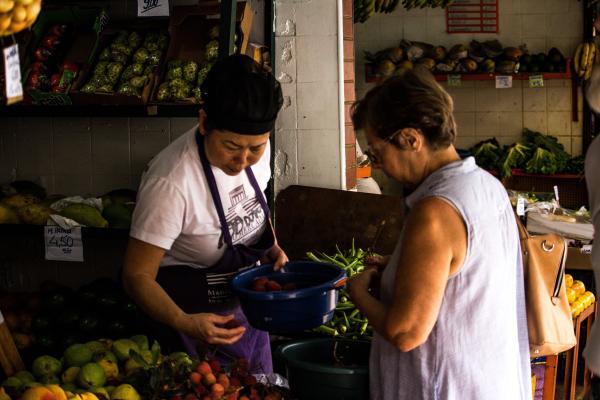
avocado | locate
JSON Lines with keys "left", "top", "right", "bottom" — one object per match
{"left": 548, "top": 47, "right": 564, "bottom": 64}
{"left": 57, "top": 309, "right": 80, "bottom": 327}
{"left": 102, "top": 203, "right": 132, "bottom": 229}
{"left": 79, "top": 313, "right": 101, "bottom": 334}
{"left": 534, "top": 53, "right": 546, "bottom": 64}
{"left": 519, "top": 64, "right": 528, "bottom": 73}
{"left": 520, "top": 54, "right": 532, "bottom": 65}
{"left": 32, "top": 315, "right": 52, "bottom": 332}
{"left": 530, "top": 63, "right": 541, "bottom": 72}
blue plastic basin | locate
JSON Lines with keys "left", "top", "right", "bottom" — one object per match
{"left": 231, "top": 261, "right": 346, "bottom": 333}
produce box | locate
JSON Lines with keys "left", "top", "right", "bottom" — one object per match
{"left": 150, "top": 1, "right": 253, "bottom": 105}
{"left": 22, "top": 6, "right": 108, "bottom": 106}
{"left": 70, "top": 22, "right": 169, "bottom": 106}
{"left": 566, "top": 246, "right": 593, "bottom": 270}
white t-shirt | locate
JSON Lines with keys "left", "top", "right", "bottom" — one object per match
{"left": 130, "top": 126, "right": 271, "bottom": 269}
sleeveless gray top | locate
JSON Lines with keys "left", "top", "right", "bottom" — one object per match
{"left": 370, "top": 157, "right": 531, "bottom": 400}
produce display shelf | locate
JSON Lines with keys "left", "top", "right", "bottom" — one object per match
{"left": 0, "top": 223, "right": 130, "bottom": 239}
{"left": 0, "top": 104, "right": 200, "bottom": 117}
{"left": 364, "top": 62, "right": 572, "bottom": 83}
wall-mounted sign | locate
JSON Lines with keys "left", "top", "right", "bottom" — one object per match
{"left": 446, "top": 0, "right": 498, "bottom": 34}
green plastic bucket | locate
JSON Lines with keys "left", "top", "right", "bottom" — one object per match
{"left": 275, "top": 338, "right": 370, "bottom": 400}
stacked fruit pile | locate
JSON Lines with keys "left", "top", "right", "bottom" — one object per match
{"left": 565, "top": 274, "right": 596, "bottom": 318}
{"left": 366, "top": 39, "right": 567, "bottom": 78}
{"left": 353, "top": 0, "right": 454, "bottom": 23}
{"left": 1, "top": 278, "right": 140, "bottom": 358}
{"left": 2, "top": 336, "right": 150, "bottom": 400}
{"left": 24, "top": 24, "right": 80, "bottom": 94}
{"left": 154, "top": 26, "right": 223, "bottom": 104}
{"left": 0, "top": 181, "right": 135, "bottom": 229}
{"left": 0, "top": 0, "right": 42, "bottom": 36}
{"left": 80, "top": 30, "right": 168, "bottom": 97}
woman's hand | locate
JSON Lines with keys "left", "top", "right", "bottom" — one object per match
{"left": 364, "top": 254, "right": 390, "bottom": 271}
{"left": 180, "top": 313, "right": 246, "bottom": 345}
{"left": 348, "top": 268, "right": 378, "bottom": 298}
{"left": 262, "top": 243, "right": 289, "bottom": 271}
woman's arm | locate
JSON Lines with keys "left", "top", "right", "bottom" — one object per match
{"left": 262, "top": 219, "right": 289, "bottom": 270}
{"left": 348, "top": 197, "right": 466, "bottom": 351}
{"left": 123, "top": 238, "right": 246, "bottom": 345}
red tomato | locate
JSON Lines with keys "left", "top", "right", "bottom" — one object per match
{"left": 41, "top": 35, "right": 61, "bottom": 50}
{"left": 50, "top": 73, "right": 61, "bottom": 87}
{"left": 34, "top": 47, "right": 51, "bottom": 62}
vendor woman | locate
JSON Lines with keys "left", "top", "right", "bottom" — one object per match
{"left": 122, "top": 54, "right": 287, "bottom": 374}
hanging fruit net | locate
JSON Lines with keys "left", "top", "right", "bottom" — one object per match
{"left": 0, "top": 0, "right": 42, "bottom": 37}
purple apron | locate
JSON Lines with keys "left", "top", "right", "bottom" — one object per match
{"left": 155, "top": 133, "right": 274, "bottom": 374}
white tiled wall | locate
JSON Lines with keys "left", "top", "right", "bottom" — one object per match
{"left": 355, "top": 0, "right": 584, "bottom": 157}
{"left": 0, "top": 117, "right": 198, "bottom": 196}
{"left": 273, "top": 0, "right": 342, "bottom": 194}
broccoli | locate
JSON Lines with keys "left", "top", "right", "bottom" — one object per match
{"left": 500, "top": 142, "right": 532, "bottom": 178}
{"left": 522, "top": 128, "right": 570, "bottom": 172}
{"left": 525, "top": 147, "right": 559, "bottom": 175}
{"left": 565, "top": 155, "right": 585, "bottom": 175}
{"left": 470, "top": 138, "right": 503, "bottom": 172}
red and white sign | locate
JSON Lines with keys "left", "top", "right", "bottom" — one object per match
{"left": 446, "top": 0, "right": 498, "bottom": 34}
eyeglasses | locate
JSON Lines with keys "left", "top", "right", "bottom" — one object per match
{"left": 364, "top": 129, "right": 401, "bottom": 165}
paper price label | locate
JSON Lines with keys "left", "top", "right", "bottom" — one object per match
{"left": 495, "top": 75, "right": 513, "bottom": 89}
{"left": 516, "top": 197, "right": 526, "bottom": 216}
{"left": 138, "top": 0, "right": 169, "bottom": 17}
{"left": 447, "top": 74, "right": 462, "bottom": 87}
{"left": 582, "top": 245, "right": 593, "bottom": 255}
{"left": 3, "top": 44, "right": 23, "bottom": 105}
{"left": 528, "top": 74, "right": 544, "bottom": 88}
{"left": 44, "top": 226, "right": 84, "bottom": 262}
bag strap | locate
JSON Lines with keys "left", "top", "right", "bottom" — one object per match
{"left": 514, "top": 212, "right": 568, "bottom": 301}
{"left": 513, "top": 212, "right": 530, "bottom": 240}
{"left": 551, "top": 240, "right": 568, "bottom": 300}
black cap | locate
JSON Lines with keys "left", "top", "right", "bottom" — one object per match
{"left": 201, "top": 54, "right": 283, "bottom": 135}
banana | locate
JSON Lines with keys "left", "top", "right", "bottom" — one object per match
{"left": 574, "top": 43, "right": 584, "bottom": 75}
{"left": 584, "top": 43, "right": 596, "bottom": 80}
{"left": 580, "top": 43, "right": 590, "bottom": 77}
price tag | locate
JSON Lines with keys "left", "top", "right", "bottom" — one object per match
{"left": 528, "top": 74, "right": 544, "bottom": 88}
{"left": 137, "top": 0, "right": 169, "bottom": 17}
{"left": 447, "top": 74, "right": 462, "bottom": 87}
{"left": 495, "top": 75, "right": 513, "bottom": 89}
{"left": 582, "top": 245, "right": 593, "bottom": 255}
{"left": 516, "top": 196, "right": 526, "bottom": 216}
{"left": 44, "top": 226, "right": 84, "bottom": 262}
{"left": 3, "top": 44, "right": 23, "bottom": 105}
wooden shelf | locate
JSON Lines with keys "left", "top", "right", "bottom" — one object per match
{"left": 0, "top": 224, "right": 130, "bottom": 239}
{"left": 365, "top": 61, "right": 572, "bottom": 84}
{"left": 0, "top": 104, "right": 199, "bottom": 117}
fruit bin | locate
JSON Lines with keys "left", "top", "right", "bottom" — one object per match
{"left": 503, "top": 170, "right": 588, "bottom": 210}
{"left": 22, "top": 5, "right": 108, "bottom": 105}
{"left": 275, "top": 338, "right": 370, "bottom": 400}
{"left": 69, "top": 22, "right": 169, "bottom": 106}
{"left": 150, "top": 1, "right": 253, "bottom": 106}
{"left": 231, "top": 261, "right": 347, "bottom": 333}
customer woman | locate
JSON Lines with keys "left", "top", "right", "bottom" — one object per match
{"left": 347, "top": 67, "right": 531, "bottom": 399}
{"left": 122, "top": 54, "right": 287, "bottom": 374}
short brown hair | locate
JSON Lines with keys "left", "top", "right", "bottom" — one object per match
{"left": 352, "top": 66, "right": 457, "bottom": 150}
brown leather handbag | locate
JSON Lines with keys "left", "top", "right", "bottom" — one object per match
{"left": 516, "top": 216, "right": 576, "bottom": 357}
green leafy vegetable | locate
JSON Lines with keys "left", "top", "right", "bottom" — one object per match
{"left": 500, "top": 142, "right": 532, "bottom": 178}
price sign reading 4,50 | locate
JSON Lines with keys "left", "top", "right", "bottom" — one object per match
{"left": 137, "top": 0, "right": 169, "bottom": 17}
{"left": 44, "top": 226, "right": 84, "bottom": 262}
